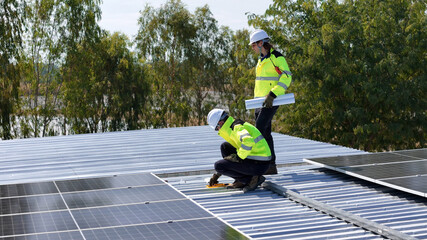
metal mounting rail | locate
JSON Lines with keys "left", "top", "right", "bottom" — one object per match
{"left": 262, "top": 181, "right": 418, "bottom": 240}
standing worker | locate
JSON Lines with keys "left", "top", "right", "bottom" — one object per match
{"left": 249, "top": 29, "right": 292, "bottom": 175}
{"left": 207, "top": 108, "right": 271, "bottom": 193}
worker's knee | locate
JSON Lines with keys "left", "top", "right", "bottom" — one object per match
{"left": 214, "top": 159, "right": 229, "bottom": 174}
{"left": 214, "top": 160, "right": 224, "bottom": 171}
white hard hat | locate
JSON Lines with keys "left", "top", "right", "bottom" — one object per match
{"left": 207, "top": 108, "right": 225, "bottom": 129}
{"left": 249, "top": 29, "right": 269, "bottom": 45}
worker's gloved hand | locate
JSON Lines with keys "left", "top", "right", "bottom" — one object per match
{"left": 224, "top": 154, "right": 240, "bottom": 162}
{"left": 209, "top": 173, "right": 221, "bottom": 186}
{"left": 262, "top": 92, "right": 276, "bottom": 108}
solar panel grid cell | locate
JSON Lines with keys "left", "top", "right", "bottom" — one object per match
{"left": 62, "top": 185, "right": 185, "bottom": 209}
{"left": 0, "top": 182, "right": 58, "bottom": 198}
{"left": 71, "top": 200, "right": 213, "bottom": 229}
{"left": 342, "top": 160, "right": 427, "bottom": 179}
{"left": 81, "top": 218, "right": 246, "bottom": 240}
{"left": 308, "top": 152, "right": 421, "bottom": 168}
{"left": 0, "top": 211, "right": 78, "bottom": 236}
{"left": 56, "top": 173, "right": 164, "bottom": 193}
{"left": 0, "top": 230, "right": 84, "bottom": 240}
{"left": 394, "top": 149, "right": 427, "bottom": 159}
{"left": 0, "top": 195, "right": 66, "bottom": 215}
{"left": 305, "top": 149, "right": 427, "bottom": 198}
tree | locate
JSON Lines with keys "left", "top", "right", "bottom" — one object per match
{"left": 0, "top": 0, "right": 26, "bottom": 139}
{"left": 249, "top": 0, "right": 426, "bottom": 151}
{"left": 99, "top": 33, "right": 150, "bottom": 131}
{"left": 62, "top": 32, "right": 150, "bottom": 133}
{"left": 20, "top": 0, "right": 65, "bottom": 138}
{"left": 136, "top": 0, "right": 196, "bottom": 128}
{"left": 223, "top": 29, "right": 258, "bottom": 121}
{"left": 58, "top": 0, "right": 102, "bottom": 134}
{"left": 184, "top": 5, "right": 232, "bottom": 125}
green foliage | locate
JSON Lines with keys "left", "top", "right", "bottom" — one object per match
{"left": 136, "top": 0, "right": 235, "bottom": 127}
{"left": 136, "top": 0, "right": 195, "bottom": 127}
{"left": 0, "top": 0, "right": 26, "bottom": 139}
{"left": 186, "top": 6, "right": 233, "bottom": 125}
{"left": 20, "top": 0, "right": 65, "bottom": 137}
{"left": 223, "top": 29, "right": 257, "bottom": 121}
{"left": 249, "top": 0, "right": 426, "bottom": 151}
{"left": 62, "top": 32, "right": 150, "bottom": 133}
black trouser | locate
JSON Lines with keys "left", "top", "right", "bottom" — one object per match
{"left": 255, "top": 106, "right": 279, "bottom": 164}
{"left": 215, "top": 142, "right": 269, "bottom": 184}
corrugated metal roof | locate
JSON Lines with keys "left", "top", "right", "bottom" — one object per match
{"left": 166, "top": 165, "right": 427, "bottom": 239}
{"left": 0, "top": 126, "right": 362, "bottom": 185}
{"left": 2, "top": 126, "right": 425, "bottom": 239}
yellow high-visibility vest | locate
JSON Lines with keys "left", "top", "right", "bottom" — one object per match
{"left": 218, "top": 117, "right": 271, "bottom": 161}
{"left": 254, "top": 48, "right": 292, "bottom": 98}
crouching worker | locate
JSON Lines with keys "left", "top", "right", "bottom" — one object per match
{"left": 207, "top": 108, "right": 271, "bottom": 193}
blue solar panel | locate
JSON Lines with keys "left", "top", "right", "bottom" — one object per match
{"left": 56, "top": 173, "right": 164, "bottom": 192}
{"left": 394, "top": 148, "right": 427, "bottom": 159}
{"left": 0, "top": 211, "right": 78, "bottom": 236}
{"left": 63, "top": 184, "right": 186, "bottom": 209}
{"left": 82, "top": 218, "right": 247, "bottom": 240}
{"left": 305, "top": 148, "right": 427, "bottom": 198}
{"left": 0, "top": 194, "right": 66, "bottom": 215}
{"left": 72, "top": 200, "right": 213, "bottom": 229}
{"left": 0, "top": 173, "right": 248, "bottom": 239}
{"left": 0, "top": 230, "right": 84, "bottom": 239}
{"left": 0, "top": 182, "right": 58, "bottom": 198}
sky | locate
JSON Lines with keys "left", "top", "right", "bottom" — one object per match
{"left": 99, "top": 0, "right": 273, "bottom": 40}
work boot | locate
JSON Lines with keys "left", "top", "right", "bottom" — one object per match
{"left": 264, "top": 164, "right": 278, "bottom": 175}
{"left": 226, "top": 181, "right": 245, "bottom": 189}
{"left": 242, "top": 175, "right": 266, "bottom": 193}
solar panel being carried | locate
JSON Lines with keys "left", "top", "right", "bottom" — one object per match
{"left": 304, "top": 148, "right": 427, "bottom": 198}
{"left": 0, "top": 173, "right": 249, "bottom": 239}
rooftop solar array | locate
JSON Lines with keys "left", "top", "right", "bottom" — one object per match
{"left": 304, "top": 148, "right": 427, "bottom": 197}
{"left": 0, "top": 173, "right": 248, "bottom": 239}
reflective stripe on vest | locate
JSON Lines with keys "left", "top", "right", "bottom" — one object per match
{"left": 253, "top": 135, "right": 264, "bottom": 143}
{"left": 277, "top": 82, "right": 288, "bottom": 90}
{"left": 281, "top": 70, "right": 292, "bottom": 76}
{"left": 241, "top": 144, "right": 252, "bottom": 151}
{"left": 240, "top": 133, "right": 250, "bottom": 142}
{"left": 248, "top": 155, "right": 272, "bottom": 161}
{"left": 256, "top": 76, "right": 279, "bottom": 81}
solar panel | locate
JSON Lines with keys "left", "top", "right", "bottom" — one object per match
{"left": 341, "top": 161, "right": 427, "bottom": 179}
{"left": 0, "top": 230, "right": 84, "bottom": 240}
{"left": 0, "top": 194, "right": 66, "bottom": 215}
{"left": 82, "top": 218, "right": 246, "bottom": 240}
{"left": 307, "top": 152, "right": 420, "bottom": 168}
{"left": 394, "top": 148, "right": 427, "bottom": 159}
{"left": 0, "top": 173, "right": 249, "bottom": 239}
{"left": 0, "top": 210, "right": 78, "bottom": 236}
{"left": 0, "top": 182, "right": 58, "bottom": 198}
{"left": 62, "top": 185, "right": 186, "bottom": 209}
{"left": 56, "top": 173, "right": 164, "bottom": 192}
{"left": 304, "top": 148, "right": 427, "bottom": 198}
{"left": 71, "top": 200, "right": 213, "bottom": 229}
{"left": 382, "top": 175, "right": 427, "bottom": 195}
